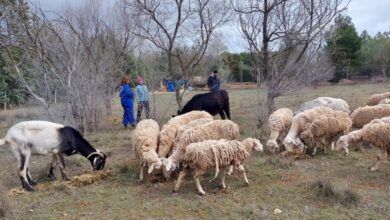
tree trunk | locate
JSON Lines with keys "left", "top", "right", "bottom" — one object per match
{"left": 267, "top": 89, "right": 275, "bottom": 115}
{"left": 175, "top": 86, "right": 183, "bottom": 109}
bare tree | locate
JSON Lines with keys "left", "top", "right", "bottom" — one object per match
{"left": 124, "top": 0, "right": 231, "bottom": 108}
{"left": 0, "top": 0, "right": 137, "bottom": 132}
{"left": 232, "top": 0, "right": 349, "bottom": 123}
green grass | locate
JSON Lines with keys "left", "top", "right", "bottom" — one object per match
{"left": 1, "top": 83, "right": 390, "bottom": 219}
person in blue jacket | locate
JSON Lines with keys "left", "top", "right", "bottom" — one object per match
{"left": 119, "top": 76, "right": 136, "bottom": 128}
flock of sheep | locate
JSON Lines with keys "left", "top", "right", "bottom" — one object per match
{"left": 133, "top": 111, "right": 262, "bottom": 195}
{"left": 1, "top": 91, "right": 390, "bottom": 194}
{"left": 267, "top": 92, "right": 390, "bottom": 172}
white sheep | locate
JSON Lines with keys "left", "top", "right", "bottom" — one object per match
{"left": 132, "top": 119, "right": 161, "bottom": 181}
{"left": 164, "top": 119, "right": 240, "bottom": 175}
{"left": 157, "top": 111, "right": 213, "bottom": 159}
{"left": 300, "top": 110, "right": 352, "bottom": 155}
{"left": 366, "top": 92, "right": 390, "bottom": 106}
{"left": 175, "top": 118, "right": 214, "bottom": 142}
{"left": 336, "top": 116, "right": 390, "bottom": 171}
{"left": 294, "top": 97, "right": 350, "bottom": 115}
{"left": 0, "top": 121, "right": 107, "bottom": 191}
{"left": 283, "top": 107, "right": 335, "bottom": 154}
{"left": 266, "top": 108, "right": 293, "bottom": 152}
{"left": 350, "top": 104, "right": 390, "bottom": 128}
{"left": 173, "top": 138, "right": 263, "bottom": 195}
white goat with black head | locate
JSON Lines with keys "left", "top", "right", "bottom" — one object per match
{"left": 0, "top": 121, "right": 107, "bottom": 191}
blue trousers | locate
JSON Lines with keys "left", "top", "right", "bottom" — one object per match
{"left": 122, "top": 105, "right": 135, "bottom": 126}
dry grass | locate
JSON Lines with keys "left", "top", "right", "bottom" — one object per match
{"left": 0, "top": 181, "right": 17, "bottom": 219}
{"left": 0, "top": 83, "right": 390, "bottom": 219}
{"left": 311, "top": 180, "right": 360, "bottom": 206}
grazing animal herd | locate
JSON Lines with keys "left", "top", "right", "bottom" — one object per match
{"left": 1, "top": 91, "right": 390, "bottom": 194}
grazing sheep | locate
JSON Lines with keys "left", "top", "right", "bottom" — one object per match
{"left": 283, "top": 107, "right": 335, "bottom": 154}
{"left": 132, "top": 119, "right": 161, "bottom": 181}
{"left": 379, "top": 98, "right": 390, "bottom": 104}
{"left": 350, "top": 104, "right": 390, "bottom": 128}
{"left": 366, "top": 92, "right": 390, "bottom": 106}
{"left": 0, "top": 121, "right": 107, "bottom": 191}
{"left": 336, "top": 116, "right": 390, "bottom": 171}
{"left": 266, "top": 108, "right": 293, "bottom": 152}
{"left": 300, "top": 110, "right": 352, "bottom": 155}
{"left": 164, "top": 120, "right": 240, "bottom": 175}
{"left": 157, "top": 111, "right": 213, "bottom": 159}
{"left": 173, "top": 138, "right": 263, "bottom": 195}
{"left": 294, "top": 97, "right": 350, "bottom": 114}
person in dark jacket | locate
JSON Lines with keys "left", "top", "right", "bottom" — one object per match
{"left": 119, "top": 76, "right": 136, "bottom": 128}
{"left": 207, "top": 70, "right": 220, "bottom": 92}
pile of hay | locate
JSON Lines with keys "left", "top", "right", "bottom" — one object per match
{"left": 69, "top": 170, "right": 112, "bottom": 187}
{"left": 9, "top": 170, "right": 113, "bottom": 195}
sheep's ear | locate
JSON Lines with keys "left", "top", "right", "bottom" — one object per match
{"left": 148, "top": 164, "right": 155, "bottom": 174}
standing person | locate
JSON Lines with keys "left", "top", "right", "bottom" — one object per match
{"left": 207, "top": 70, "right": 220, "bottom": 92}
{"left": 119, "top": 76, "right": 136, "bottom": 128}
{"left": 136, "top": 76, "right": 150, "bottom": 122}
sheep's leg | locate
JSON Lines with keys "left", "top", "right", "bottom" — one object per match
{"left": 238, "top": 165, "right": 249, "bottom": 185}
{"left": 57, "top": 154, "right": 69, "bottom": 181}
{"left": 220, "top": 168, "right": 228, "bottom": 189}
{"left": 26, "top": 168, "right": 37, "bottom": 186}
{"left": 370, "top": 148, "right": 388, "bottom": 172}
{"left": 227, "top": 165, "right": 234, "bottom": 175}
{"left": 139, "top": 162, "right": 145, "bottom": 181}
{"left": 193, "top": 171, "right": 205, "bottom": 195}
{"left": 311, "top": 146, "right": 317, "bottom": 156}
{"left": 48, "top": 154, "right": 58, "bottom": 180}
{"left": 19, "top": 149, "right": 34, "bottom": 191}
{"left": 173, "top": 170, "right": 187, "bottom": 193}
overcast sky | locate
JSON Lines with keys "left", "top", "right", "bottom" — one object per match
{"left": 33, "top": 0, "right": 390, "bottom": 52}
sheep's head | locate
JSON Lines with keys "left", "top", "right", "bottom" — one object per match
{"left": 283, "top": 136, "right": 304, "bottom": 152}
{"left": 266, "top": 139, "right": 279, "bottom": 152}
{"left": 335, "top": 134, "right": 351, "bottom": 156}
{"left": 88, "top": 149, "right": 107, "bottom": 170}
{"left": 148, "top": 159, "right": 163, "bottom": 174}
{"left": 253, "top": 138, "right": 264, "bottom": 152}
{"left": 162, "top": 158, "right": 177, "bottom": 178}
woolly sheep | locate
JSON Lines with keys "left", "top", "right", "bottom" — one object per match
{"left": 266, "top": 108, "right": 293, "bottom": 152}
{"left": 175, "top": 118, "right": 214, "bottom": 142}
{"left": 294, "top": 97, "right": 350, "bottom": 114}
{"left": 132, "top": 119, "right": 161, "bottom": 181}
{"left": 366, "top": 92, "right": 390, "bottom": 106}
{"left": 336, "top": 116, "right": 390, "bottom": 171}
{"left": 164, "top": 120, "right": 240, "bottom": 175}
{"left": 0, "top": 121, "right": 107, "bottom": 191}
{"left": 300, "top": 110, "right": 352, "bottom": 155}
{"left": 350, "top": 104, "right": 390, "bottom": 128}
{"left": 173, "top": 138, "right": 263, "bottom": 195}
{"left": 283, "top": 107, "right": 335, "bottom": 153}
{"left": 157, "top": 111, "right": 213, "bottom": 159}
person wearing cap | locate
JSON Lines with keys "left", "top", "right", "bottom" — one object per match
{"left": 207, "top": 70, "right": 220, "bottom": 92}
{"left": 119, "top": 75, "right": 136, "bottom": 128}
{"left": 135, "top": 76, "right": 150, "bottom": 122}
